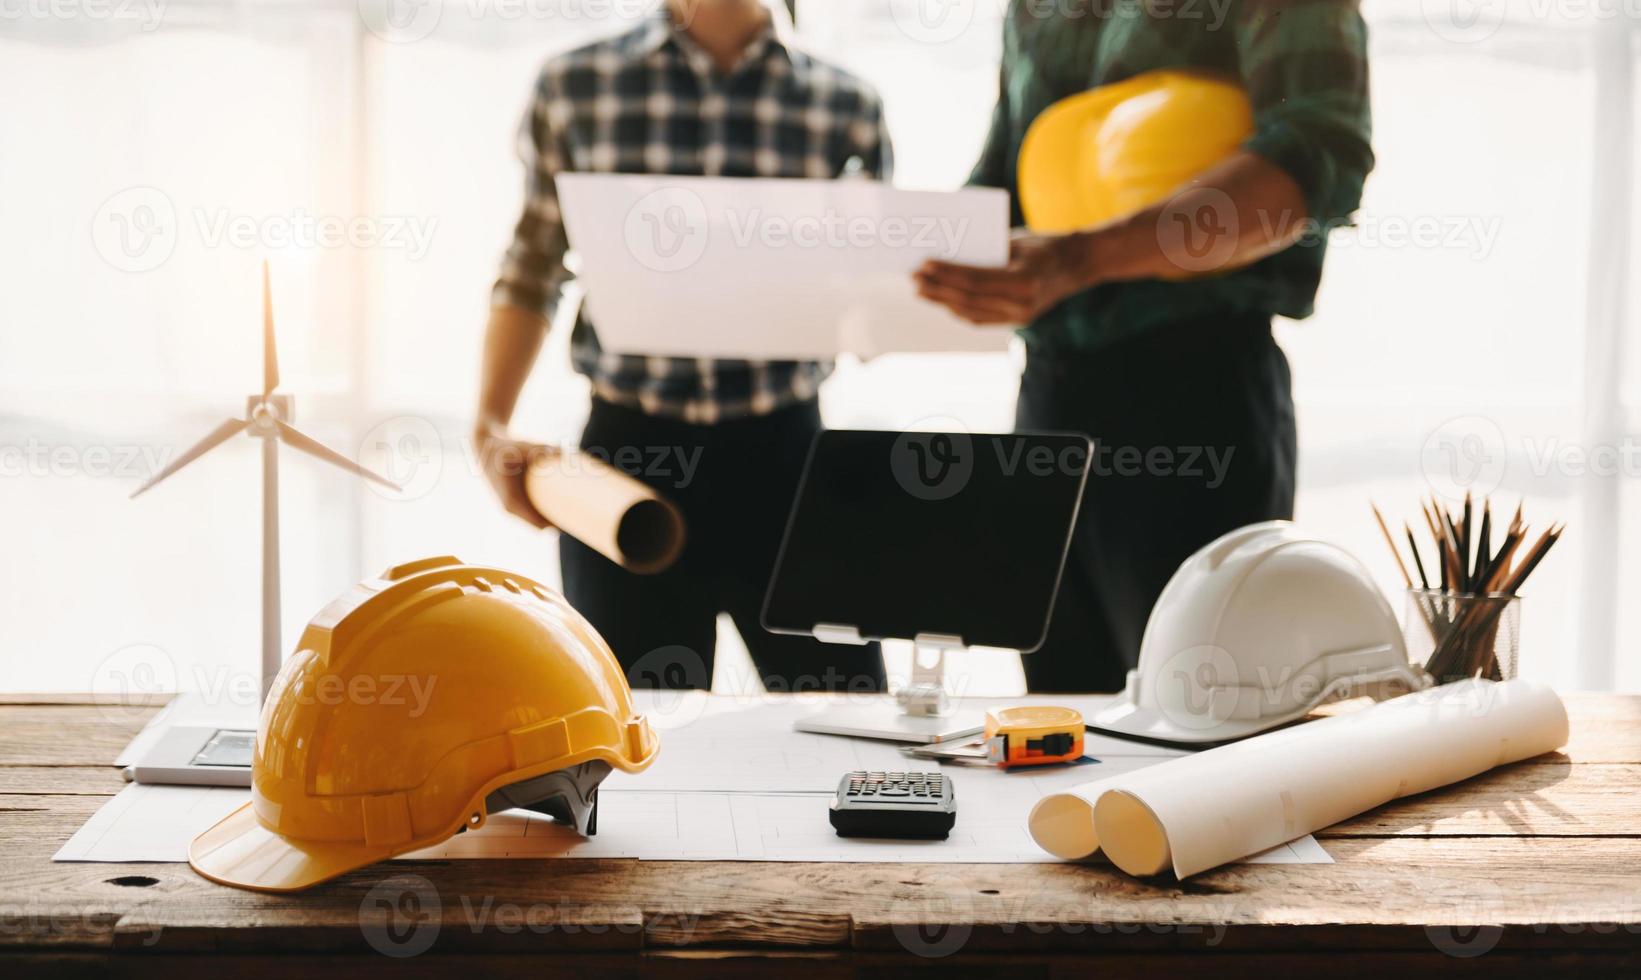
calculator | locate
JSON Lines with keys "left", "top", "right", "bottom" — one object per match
{"left": 829, "top": 771, "right": 956, "bottom": 839}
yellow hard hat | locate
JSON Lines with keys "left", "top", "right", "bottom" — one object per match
{"left": 1018, "top": 69, "right": 1254, "bottom": 233}
{"left": 189, "top": 555, "right": 659, "bottom": 892}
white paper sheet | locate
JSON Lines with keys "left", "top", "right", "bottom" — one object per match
{"left": 618, "top": 693, "right": 1189, "bottom": 796}
{"left": 556, "top": 173, "right": 1011, "bottom": 359}
{"left": 1029, "top": 678, "right": 1568, "bottom": 878}
{"left": 55, "top": 783, "right": 1326, "bottom": 866}
{"left": 64, "top": 691, "right": 1332, "bottom": 868}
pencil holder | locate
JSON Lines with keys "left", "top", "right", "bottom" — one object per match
{"left": 1403, "top": 589, "right": 1521, "bottom": 684}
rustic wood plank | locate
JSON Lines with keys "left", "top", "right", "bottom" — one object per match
{"left": 0, "top": 706, "right": 159, "bottom": 767}
{"left": 0, "top": 767, "right": 130, "bottom": 797}
{"left": 5, "top": 764, "right": 1635, "bottom": 858}
{"left": 0, "top": 694, "right": 173, "bottom": 708}
{"left": 2, "top": 838, "right": 1639, "bottom": 954}
{"left": 4, "top": 950, "right": 1641, "bottom": 980}
{"left": 0, "top": 693, "right": 1637, "bottom": 966}
{"left": 0, "top": 794, "right": 107, "bottom": 845}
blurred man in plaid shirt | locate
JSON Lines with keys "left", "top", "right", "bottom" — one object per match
{"left": 476, "top": 0, "right": 889, "bottom": 692}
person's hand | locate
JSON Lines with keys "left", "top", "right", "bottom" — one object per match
{"left": 913, "top": 230, "right": 1098, "bottom": 326}
{"left": 473, "top": 424, "right": 558, "bottom": 530}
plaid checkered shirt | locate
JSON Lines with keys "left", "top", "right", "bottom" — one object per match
{"left": 493, "top": 10, "right": 892, "bottom": 424}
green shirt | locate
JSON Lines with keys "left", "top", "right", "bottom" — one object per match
{"left": 971, "top": 0, "right": 1375, "bottom": 352}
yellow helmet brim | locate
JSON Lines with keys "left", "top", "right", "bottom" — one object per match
{"left": 189, "top": 803, "right": 392, "bottom": 894}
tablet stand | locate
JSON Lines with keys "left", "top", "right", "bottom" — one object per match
{"left": 896, "top": 633, "right": 961, "bottom": 717}
{"left": 797, "top": 627, "right": 983, "bottom": 743}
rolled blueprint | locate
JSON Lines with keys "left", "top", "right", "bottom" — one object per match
{"left": 1030, "top": 678, "right": 1567, "bottom": 878}
{"left": 525, "top": 451, "right": 687, "bottom": 575}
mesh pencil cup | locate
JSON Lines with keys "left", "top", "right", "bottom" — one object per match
{"left": 1403, "top": 589, "right": 1521, "bottom": 685}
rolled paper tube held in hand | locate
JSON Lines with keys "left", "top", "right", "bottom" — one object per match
{"left": 525, "top": 451, "right": 687, "bottom": 575}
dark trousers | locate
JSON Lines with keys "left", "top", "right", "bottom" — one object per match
{"left": 1016, "top": 312, "right": 1297, "bottom": 693}
{"left": 560, "top": 396, "right": 886, "bottom": 693}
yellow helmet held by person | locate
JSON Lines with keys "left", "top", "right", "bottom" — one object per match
{"left": 189, "top": 555, "right": 659, "bottom": 892}
{"left": 1018, "top": 69, "right": 1254, "bottom": 233}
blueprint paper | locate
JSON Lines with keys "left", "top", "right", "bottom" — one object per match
{"left": 556, "top": 173, "right": 1011, "bottom": 359}
{"left": 1030, "top": 679, "right": 1566, "bottom": 877}
{"left": 55, "top": 783, "right": 1326, "bottom": 866}
{"left": 65, "top": 691, "right": 1331, "bottom": 867}
{"left": 615, "top": 693, "right": 1188, "bottom": 795}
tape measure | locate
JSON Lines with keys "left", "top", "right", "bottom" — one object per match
{"left": 982, "top": 706, "right": 1084, "bottom": 768}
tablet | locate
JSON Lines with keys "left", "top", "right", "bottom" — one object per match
{"left": 123, "top": 726, "right": 255, "bottom": 787}
{"left": 762, "top": 430, "right": 1091, "bottom": 652}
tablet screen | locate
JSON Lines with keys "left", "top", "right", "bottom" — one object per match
{"left": 762, "top": 430, "right": 1090, "bottom": 652}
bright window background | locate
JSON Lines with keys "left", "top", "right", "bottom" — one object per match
{"left": 1, "top": 0, "right": 1635, "bottom": 696}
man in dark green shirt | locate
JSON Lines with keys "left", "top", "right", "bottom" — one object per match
{"left": 916, "top": 0, "right": 1374, "bottom": 691}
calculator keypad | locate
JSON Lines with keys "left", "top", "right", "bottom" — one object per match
{"left": 844, "top": 771, "right": 944, "bottom": 802}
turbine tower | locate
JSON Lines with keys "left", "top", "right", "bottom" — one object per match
{"left": 131, "top": 262, "right": 400, "bottom": 696}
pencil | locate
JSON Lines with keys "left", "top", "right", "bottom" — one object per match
{"left": 1481, "top": 526, "right": 1523, "bottom": 594}
{"left": 1372, "top": 502, "right": 1412, "bottom": 588}
{"left": 1460, "top": 492, "right": 1473, "bottom": 590}
{"left": 1422, "top": 503, "right": 1449, "bottom": 592}
{"left": 1441, "top": 509, "right": 1465, "bottom": 592}
{"left": 1503, "top": 525, "right": 1562, "bottom": 595}
{"left": 1473, "top": 501, "right": 1492, "bottom": 592}
{"left": 1405, "top": 522, "right": 1430, "bottom": 590}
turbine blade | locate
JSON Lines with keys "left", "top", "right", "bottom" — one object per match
{"left": 130, "top": 418, "right": 249, "bottom": 498}
{"left": 274, "top": 420, "right": 402, "bottom": 492}
{"left": 263, "top": 260, "right": 279, "bottom": 397}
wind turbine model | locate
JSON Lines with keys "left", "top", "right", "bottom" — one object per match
{"left": 131, "top": 261, "right": 401, "bottom": 697}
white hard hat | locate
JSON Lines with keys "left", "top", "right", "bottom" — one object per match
{"left": 1091, "top": 521, "right": 1431, "bottom": 745}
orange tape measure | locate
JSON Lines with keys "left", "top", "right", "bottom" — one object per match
{"left": 982, "top": 706, "right": 1085, "bottom": 768}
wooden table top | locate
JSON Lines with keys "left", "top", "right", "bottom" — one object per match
{"left": 2, "top": 692, "right": 1639, "bottom": 978}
